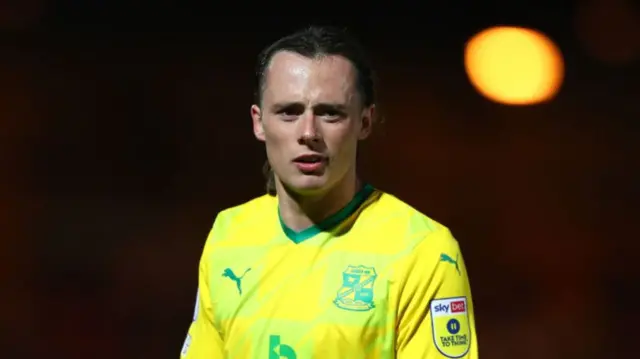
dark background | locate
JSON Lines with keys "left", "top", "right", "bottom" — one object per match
{"left": 2, "top": 0, "right": 639, "bottom": 358}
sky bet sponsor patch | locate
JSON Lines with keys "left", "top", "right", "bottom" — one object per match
{"left": 430, "top": 297, "right": 471, "bottom": 358}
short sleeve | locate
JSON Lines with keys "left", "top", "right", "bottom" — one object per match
{"left": 394, "top": 228, "right": 479, "bottom": 359}
{"left": 180, "top": 222, "right": 224, "bottom": 359}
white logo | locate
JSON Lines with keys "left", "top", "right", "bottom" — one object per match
{"left": 192, "top": 289, "right": 199, "bottom": 322}
{"left": 180, "top": 334, "right": 192, "bottom": 357}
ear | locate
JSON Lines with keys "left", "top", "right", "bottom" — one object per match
{"left": 251, "top": 104, "right": 265, "bottom": 142}
{"left": 358, "top": 104, "right": 375, "bottom": 140}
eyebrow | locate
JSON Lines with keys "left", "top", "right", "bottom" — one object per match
{"left": 271, "top": 102, "right": 349, "bottom": 111}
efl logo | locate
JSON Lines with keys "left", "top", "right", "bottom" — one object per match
{"left": 451, "top": 300, "right": 466, "bottom": 313}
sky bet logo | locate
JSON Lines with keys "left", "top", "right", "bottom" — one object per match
{"left": 433, "top": 300, "right": 466, "bottom": 314}
{"left": 432, "top": 298, "right": 467, "bottom": 316}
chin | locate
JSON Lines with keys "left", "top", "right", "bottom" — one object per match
{"left": 283, "top": 175, "right": 331, "bottom": 195}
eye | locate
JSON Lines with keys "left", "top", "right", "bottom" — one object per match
{"left": 275, "top": 104, "right": 304, "bottom": 121}
{"left": 313, "top": 104, "right": 347, "bottom": 122}
{"left": 278, "top": 110, "right": 298, "bottom": 121}
{"left": 317, "top": 110, "right": 345, "bottom": 122}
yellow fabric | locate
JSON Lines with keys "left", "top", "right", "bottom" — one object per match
{"left": 181, "top": 188, "right": 478, "bottom": 358}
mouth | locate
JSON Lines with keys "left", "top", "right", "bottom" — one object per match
{"left": 293, "top": 154, "right": 326, "bottom": 164}
{"left": 292, "top": 154, "right": 327, "bottom": 173}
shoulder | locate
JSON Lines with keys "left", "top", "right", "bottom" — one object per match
{"left": 214, "top": 194, "right": 276, "bottom": 228}
{"left": 203, "top": 194, "right": 277, "bottom": 248}
{"left": 372, "top": 190, "right": 465, "bottom": 282}
{"left": 372, "top": 190, "right": 456, "bottom": 241}
{"left": 370, "top": 190, "right": 459, "bottom": 255}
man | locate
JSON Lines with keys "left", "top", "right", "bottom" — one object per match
{"left": 180, "top": 26, "right": 478, "bottom": 358}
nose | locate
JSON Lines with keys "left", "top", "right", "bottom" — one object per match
{"left": 298, "top": 111, "right": 321, "bottom": 143}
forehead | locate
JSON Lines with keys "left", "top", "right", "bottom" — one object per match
{"left": 262, "top": 51, "right": 358, "bottom": 104}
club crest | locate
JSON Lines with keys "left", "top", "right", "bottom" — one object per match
{"left": 333, "top": 265, "right": 377, "bottom": 312}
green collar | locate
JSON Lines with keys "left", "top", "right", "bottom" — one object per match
{"left": 279, "top": 184, "right": 375, "bottom": 244}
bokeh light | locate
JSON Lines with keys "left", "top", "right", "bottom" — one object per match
{"left": 464, "top": 26, "right": 565, "bottom": 106}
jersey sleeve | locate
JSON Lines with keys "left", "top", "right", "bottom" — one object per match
{"left": 394, "top": 227, "right": 479, "bottom": 359}
{"left": 180, "top": 221, "right": 224, "bottom": 359}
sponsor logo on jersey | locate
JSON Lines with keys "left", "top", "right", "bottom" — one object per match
{"left": 440, "top": 253, "right": 461, "bottom": 275}
{"left": 334, "top": 265, "right": 377, "bottom": 312}
{"left": 192, "top": 289, "right": 199, "bottom": 321}
{"left": 180, "top": 334, "right": 192, "bottom": 357}
{"left": 430, "top": 297, "right": 471, "bottom": 358}
{"left": 269, "top": 335, "right": 297, "bottom": 359}
{"left": 222, "top": 267, "right": 251, "bottom": 295}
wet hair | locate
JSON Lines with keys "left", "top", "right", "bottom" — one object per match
{"left": 254, "top": 26, "right": 377, "bottom": 196}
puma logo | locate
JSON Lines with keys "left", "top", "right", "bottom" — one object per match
{"left": 222, "top": 268, "right": 251, "bottom": 295}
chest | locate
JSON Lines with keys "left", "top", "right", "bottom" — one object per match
{"left": 208, "top": 243, "right": 399, "bottom": 336}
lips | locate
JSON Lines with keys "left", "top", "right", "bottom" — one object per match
{"left": 293, "top": 154, "right": 326, "bottom": 163}
{"left": 293, "top": 154, "right": 327, "bottom": 173}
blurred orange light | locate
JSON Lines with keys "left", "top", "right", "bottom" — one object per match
{"left": 464, "top": 26, "right": 565, "bottom": 105}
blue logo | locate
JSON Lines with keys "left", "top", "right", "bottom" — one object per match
{"left": 269, "top": 335, "right": 297, "bottom": 359}
{"left": 222, "top": 268, "right": 251, "bottom": 295}
{"left": 334, "top": 265, "right": 377, "bottom": 312}
{"left": 447, "top": 318, "right": 461, "bottom": 334}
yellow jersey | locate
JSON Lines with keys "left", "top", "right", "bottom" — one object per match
{"left": 181, "top": 184, "right": 478, "bottom": 358}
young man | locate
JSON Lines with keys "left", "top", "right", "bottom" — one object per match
{"left": 180, "top": 26, "right": 478, "bottom": 358}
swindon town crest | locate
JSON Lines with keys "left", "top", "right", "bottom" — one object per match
{"left": 333, "top": 265, "right": 377, "bottom": 311}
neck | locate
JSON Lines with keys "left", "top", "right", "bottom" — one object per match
{"left": 277, "top": 172, "right": 360, "bottom": 232}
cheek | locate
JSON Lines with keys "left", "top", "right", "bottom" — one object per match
{"left": 263, "top": 123, "right": 290, "bottom": 160}
{"left": 263, "top": 119, "right": 291, "bottom": 141}
{"left": 326, "top": 127, "right": 359, "bottom": 158}
{"left": 264, "top": 135, "right": 284, "bottom": 156}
